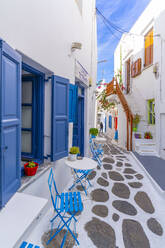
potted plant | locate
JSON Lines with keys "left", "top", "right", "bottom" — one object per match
{"left": 68, "top": 147, "right": 80, "bottom": 161}
{"left": 133, "top": 114, "right": 140, "bottom": 132}
{"left": 144, "top": 131, "right": 153, "bottom": 139}
{"left": 89, "top": 128, "right": 98, "bottom": 138}
{"left": 24, "top": 161, "right": 39, "bottom": 176}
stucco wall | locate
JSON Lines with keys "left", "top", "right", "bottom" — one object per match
{"left": 0, "top": 0, "right": 97, "bottom": 159}
{"left": 114, "top": 0, "right": 165, "bottom": 152}
{"left": 154, "top": 9, "right": 165, "bottom": 158}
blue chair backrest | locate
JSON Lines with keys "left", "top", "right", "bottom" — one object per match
{"left": 48, "top": 168, "right": 60, "bottom": 207}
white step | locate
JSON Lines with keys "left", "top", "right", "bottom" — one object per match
{"left": 0, "top": 192, "right": 48, "bottom": 248}
{"left": 134, "top": 139, "right": 157, "bottom": 156}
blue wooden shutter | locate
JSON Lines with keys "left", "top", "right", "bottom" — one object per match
{"left": 0, "top": 40, "right": 21, "bottom": 208}
{"left": 109, "top": 115, "right": 112, "bottom": 128}
{"left": 69, "top": 84, "right": 77, "bottom": 122}
{"left": 51, "top": 75, "right": 69, "bottom": 161}
{"left": 105, "top": 117, "right": 107, "bottom": 132}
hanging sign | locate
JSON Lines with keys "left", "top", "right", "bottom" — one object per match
{"left": 75, "top": 60, "right": 89, "bottom": 87}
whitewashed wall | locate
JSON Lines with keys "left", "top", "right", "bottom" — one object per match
{"left": 154, "top": 9, "right": 165, "bottom": 159}
{"left": 0, "top": 0, "right": 97, "bottom": 159}
{"left": 114, "top": 0, "right": 165, "bottom": 154}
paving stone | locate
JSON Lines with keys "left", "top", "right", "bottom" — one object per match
{"left": 42, "top": 229, "right": 77, "bottom": 248}
{"left": 128, "top": 182, "right": 143, "bottom": 188}
{"left": 87, "top": 170, "right": 96, "bottom": 180}
{"left": 116, "top": 156, "right": 127, "bottom": 159}
{"left": 125, "top": 163, "right": 132, "bottom": 167}
{"left": 76, "top": 185, "right": 86, "bottom": 191}
{"left": 147, "top": 218, "right": 163, "bottom": 236}
{"left": 125, "top": 175, "right": 134, "bottom": 180}
{"left": 122, "top": 219, "right": 150, "bottom": 248}
{"left": 103, "top": 157, "right": 115, "bottom": 164}
{"left": 124, "top": 168, "right": 137, "bottom": 174}
{"left": 134, "top": 191, "right": 155, "bottom": 214}
{"left": 112, "top": 213, "right": 120, "bottom": 222}
{"left": 135, "top": 174, "right": 144, "bottom": 180}
{"left": 103, "top": 163, "right": 113, "bottom": 170}
{"left": 116, "top": 161, "right": 123, "bottom": 167}
{"left": 97, "top": 177, "right": 109, "bottom": 187}
{"left": 92, "top": 205, "right": 108, "bottom": 217}
{"left": 112, "top": 183, "right": 130, "bottom": 199}
{"left": 101, "top": 172, "right": 108, "bottom": 179}
{"left": 91, "top": 189, "right": 109, "bottom": 202}
{"left": 112, "top": 200, "right": 137, "bottom": 216}
{"left": 109, "top": 171, "right": 125, "bottom": 181}
{"left": 85, "top": 217, "right": 116, "bottom": 248}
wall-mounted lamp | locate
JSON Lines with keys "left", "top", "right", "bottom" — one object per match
{"left": 71, "top": 42, "right": 82, "bottom": 52}
{"left": 153, "top": 63, "right": 159, "bottom": 79}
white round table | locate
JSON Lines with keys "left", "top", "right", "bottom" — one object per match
{"left": 65, "top": 157, "right": 97, "bottom": 170}
{"left": 93, "top": 137, "right": 106, "bottom": 143}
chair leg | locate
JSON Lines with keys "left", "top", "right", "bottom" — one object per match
{"left": 60, "top": 219, "right": 71, "bottom": 248}
{"left": 47, "top": 212, "right": 80, "bottom": 246}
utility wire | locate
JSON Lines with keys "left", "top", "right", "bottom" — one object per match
{"left": 96, "top": 7, "right": 160, "bottom": 39}
{"left": 96, "top": 8, "right": 128, "bottom": 34}
{"left": 97, "top": 11, "right": 121, "bottom": 40}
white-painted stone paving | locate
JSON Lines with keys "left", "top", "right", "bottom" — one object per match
{"left": 26, "top": 140, "right": 165, "bottom": 248}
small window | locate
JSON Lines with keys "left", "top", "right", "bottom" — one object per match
{"left": 147, "top": 99, "right": 155, "bottom": 125}
{"left": 75, "top": 0, "right": 82, "bottom": 14}
{"left": 144, "top": 28, "right": 153, "bottom": 67}
{"left": 126, "top": 59, "right": 130, "bottom": 94}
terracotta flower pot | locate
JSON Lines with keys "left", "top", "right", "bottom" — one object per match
{"left": 24, "top": 162, "right": 39, "bottom": 176}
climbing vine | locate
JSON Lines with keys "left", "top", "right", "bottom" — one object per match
{"left": 97, "top": 89, "right": 115, "bottom": 111}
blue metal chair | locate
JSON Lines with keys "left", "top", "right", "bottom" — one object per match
{"left": 89, "top": 139, "right": 102, "bottom": 168}
{"left": 20, "top": 241, "right": 41, "bottom": 248}
{"left": 69, "top": 169, "right": 93, "bottom": 195}
{"left": 47, "top": 168, "right": 83, "bottom": 247}
{"left": 93, "top": 142, "right": 104, "bottom": 157}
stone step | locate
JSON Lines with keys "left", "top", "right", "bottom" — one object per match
{"left": 0, "top": 192, "right": 48, "bottom": 248}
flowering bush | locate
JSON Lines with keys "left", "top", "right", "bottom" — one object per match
{"left": 144, "top": 132, "right": 153, "bottom": 139}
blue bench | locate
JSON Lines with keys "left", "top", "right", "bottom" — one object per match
{"left": 20, "top": 241, "right": 41, "bottom": 248}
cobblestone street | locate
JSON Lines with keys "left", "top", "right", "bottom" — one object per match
{"left": 75, "top": 140, "right": 165, "bottom": 248}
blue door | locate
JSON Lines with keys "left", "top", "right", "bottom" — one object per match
{"left": 78, "top": 96, "right": 84, "bottom": 155}
{"left": 105, "top": 117, "right": 107, "bottom": 132}
{"left": 73, "top": 84, "right": 84, "bottom": 156}
{"left": 51, "top": 75, "right": 69, "bottom": 161}
{"left": 0, "top": 40, "right": 21, "bottom": 208}
{"left": 69, "top": 84, "right": 77, "bottom": 123}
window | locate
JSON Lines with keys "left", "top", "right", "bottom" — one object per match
{"left": 131, "top": 59, "right": 142, "bottom": 78}
{"left": 144, "top": 28, "right": 153, "bottom": 67}
{"left": 147, "top": 99, "right": 155, "bottom": 125}
{"left": 126, "top": 59, "right": 130, "bottom": 94}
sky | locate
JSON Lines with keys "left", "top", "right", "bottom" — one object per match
{"left": 96, "top": 0, "right": 151, "bottom": 84}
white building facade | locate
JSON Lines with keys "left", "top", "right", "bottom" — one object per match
{"left": 114, "top": 0, "right": 165, "bottom": 157}
{"left": 0, "top": 0, "right": 97, "bottom": 208}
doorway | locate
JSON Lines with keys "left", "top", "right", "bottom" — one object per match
{"left": 21, "top": 64, "right": 44, "bottom": 162}
{"left": 73, "top": 83, "right": 84, "bottom": 156}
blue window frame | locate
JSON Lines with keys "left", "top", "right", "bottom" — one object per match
{"left": 109, "top": 115, "right": 112, "bottom": 128}
{"left": 21, "top": 63, "right": 44, "bottom": 163}
{"left": 73, "top": 82, "right": 84, "bottom": 156}
{"left": 69, "top": 84, "right": 77, "bottom": 122}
